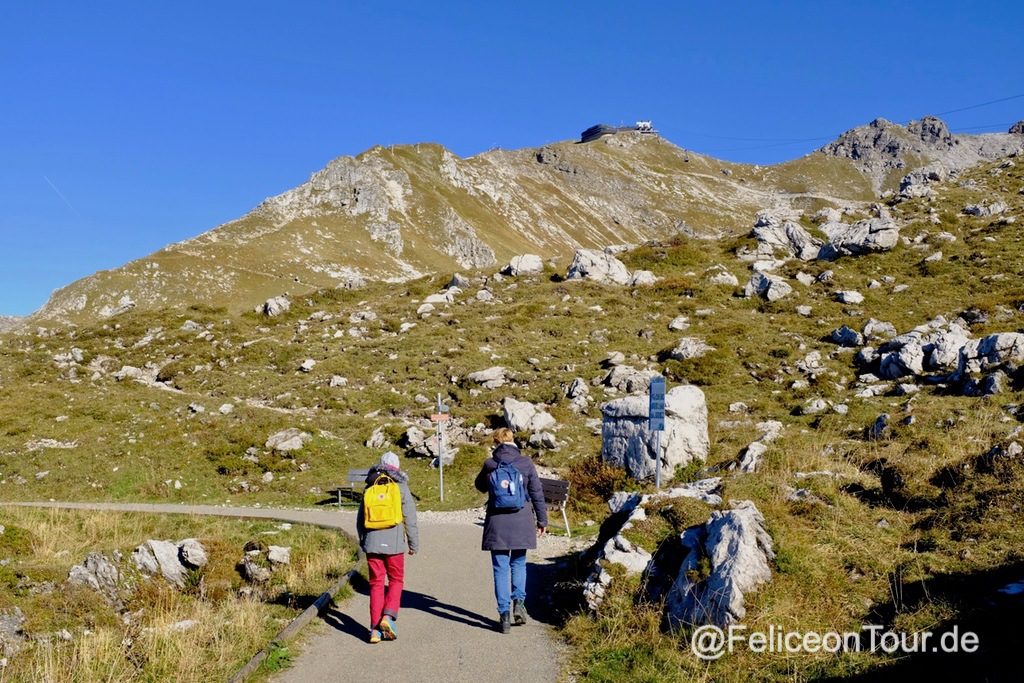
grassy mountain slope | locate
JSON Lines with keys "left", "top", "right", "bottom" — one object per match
{"left": 3, "top": 120, "right": 1023, "bottom": 680}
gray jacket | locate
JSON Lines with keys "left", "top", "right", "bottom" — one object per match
{"left": 356, "top": 466, "right": 419, "bottom": 555}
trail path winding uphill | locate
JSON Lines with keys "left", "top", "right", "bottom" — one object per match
{"left": 6, "top": 501, "right": 568, "bottom": 683}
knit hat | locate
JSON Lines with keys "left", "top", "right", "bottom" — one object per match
{"left": 380, "top": 451, "right": 401, "bottom": 471}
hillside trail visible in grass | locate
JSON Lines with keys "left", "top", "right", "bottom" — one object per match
{"left": 8, "top": 501, "right": 566, "bottom": 683}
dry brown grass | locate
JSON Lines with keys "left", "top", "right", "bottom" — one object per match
{"left": 0, "top": 508, "right": 354, "bottom": 683}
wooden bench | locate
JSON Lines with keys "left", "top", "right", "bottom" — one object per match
{"left": 540, "top": 477, "right": 571, "bottom": 538}
{"left": 336, "top": 468, "right": 369, "bottom": 506}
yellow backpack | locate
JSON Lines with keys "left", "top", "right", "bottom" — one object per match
{"left": 363, "top": 474, "right": 404, "bottom": 530}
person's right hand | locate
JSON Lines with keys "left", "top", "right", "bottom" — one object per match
{"left": 537, "top": 526, "right": 546, "bottom": 536}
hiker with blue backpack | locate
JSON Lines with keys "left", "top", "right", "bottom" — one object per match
{"left": 474, "top": 427, "right": 548, "bottom": 633}
{"left": 357, "top": 451, "right": 419, "bottom": 644}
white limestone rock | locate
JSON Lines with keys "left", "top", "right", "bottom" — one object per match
{"left": 565, "top": 249, "right": 632, "bottom": 286}
{"left": 502, "top": 397, "right": 557, "bottom": 434}
{"left": 668, "top": 316, "right": 690, "bottom": 331}
{"left": 267, "top": 546, "right": 291, "bottom": 566}
{"left": 178, "top": 539, "right": 208, "bottom": 569}
{"left": 260, "top": 296, "right": 290, "bottom": 317}
{"left": 265, "top": 428, "right": 312, "bottom": 452}
{"left": 743, "top": 272, "right": 792, "bottom": 301}
{"left": 68, "top": 552, "right": 128, "bottom": 609}
{"left": 466, "top": 366, "right": 507, "bottom": 389}
{"left": 819, "top": 217, "right": 900, "bottom": 258}
{"left": 503, "top": 254, "right": 544, "bottom": 276}
{"left": 835, "top": 290, "right": 864, "bottom": 305}
{"left": 133, "top": 540, "right": 187, "bottom": 588}
{"left": 629, "top": 270, "right": 657, "bottom": 286}
{"left": 705, "top": 266, "right": 739, "bottom": 287}
{"left": 668, "top": 337, "right": 715, "bottom": 361}
{"left": 601, "top": 385, "right": 709, "bottom": 481}
{"left": 665, "top": 501, "right": 774, "bottom": 629}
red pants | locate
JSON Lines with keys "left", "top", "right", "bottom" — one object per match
{"left": 367, "top": 553, "right": 405, "bottom": 628}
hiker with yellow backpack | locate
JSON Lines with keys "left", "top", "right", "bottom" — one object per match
{"left": 356, "top": 451, "right": 419, "bottom": 644}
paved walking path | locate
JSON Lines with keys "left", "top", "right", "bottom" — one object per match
{"left": 6, "top": 501, "right": 566, "bottom": 683}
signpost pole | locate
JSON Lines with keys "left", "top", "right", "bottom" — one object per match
{"left": 436, "top": 393, "right": 445, "bottom": 502}
{"left": 649, "top": 376, "right": 666, "bottom": 490}
{"left": 654, "top": 429, "right": 662, "bottom": 490}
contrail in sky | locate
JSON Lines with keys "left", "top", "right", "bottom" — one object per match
{"left": 43, "top": 175, "right": 83, "bottom": 219}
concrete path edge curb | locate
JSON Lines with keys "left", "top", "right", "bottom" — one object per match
{"left": 227, "top": 567, "right": 359, "bottom": 683}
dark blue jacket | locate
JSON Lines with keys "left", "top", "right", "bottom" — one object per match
{"left": 474, "top": 444, "right": 548, "bottom": 551}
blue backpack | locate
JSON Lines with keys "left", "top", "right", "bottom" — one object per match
{"left": 489, "top": 460, "right": 527, "bottom": 510}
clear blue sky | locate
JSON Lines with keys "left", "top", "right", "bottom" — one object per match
{"left": 2, "top": 1, "right": 1022, "bottom": 316}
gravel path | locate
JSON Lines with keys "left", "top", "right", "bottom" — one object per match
{"left": 6, "top": 501, "right": 576, "bottom": 682}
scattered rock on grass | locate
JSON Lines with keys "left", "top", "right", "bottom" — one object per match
{"left": 665, "top": 500, "right": 774, "bottom": 628}
{"left": 265, "top": 428, "right": 312, "bottom": 452}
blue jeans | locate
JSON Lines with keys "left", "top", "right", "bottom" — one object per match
{"left": 490, "top": 549, "right": 527, "bottom": 614}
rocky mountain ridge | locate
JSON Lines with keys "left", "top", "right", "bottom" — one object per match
{"left": 0, "top": 316, "right": 23, "bottom": 333}
{"left": 28, "top": 116, "right": 1024, "bottom": 326}
{"left": 821, "top": 115, "right": 1021, "bottom": 192}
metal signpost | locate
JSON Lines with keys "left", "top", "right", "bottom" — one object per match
{"left": 430, "top": 393, "right": 450, "bottom": 502}
{"left": 649, "top": 375, "right": 666, "bottom": 490}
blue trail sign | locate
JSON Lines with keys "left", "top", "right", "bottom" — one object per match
{"left": 649, "top": 375, "right": 666, "bottom": 432}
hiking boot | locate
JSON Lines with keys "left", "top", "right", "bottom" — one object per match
{"left": 512, "top": 599, "right": 528, "bottom": 626}
{"left": 499, "top": 611, "right": 511, "bottom": 634}
{"left": 369, "top": 629, "right": 382, "bottom": 644}
{"left": 379, "top": 616, "right": 398, "bottom": 641}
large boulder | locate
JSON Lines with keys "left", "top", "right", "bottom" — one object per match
{"left": 665, "top": 501, "right": 774, "bottom": 628}
{"left": 399, "top": 420, "right": 469, "bottom": 465}
{"left": 68, "top": 552, "right": 129, "bottom": 610}
{"left": 830, "top": 325, "right": 864, "bottom": 347}
{"left": 898, "top": 163, "right": 948, "bottom": 200}
{"left": 879, "top": 339, "right": 925, "bottom": 379}
{"left": 608, "top": 478, "right": 724, "bottom": 515}
{"left": 963, "top": 201, "right": 1008, "bottom": 217}
{"left": 923, "top": 321, "right": 972, "bottom": 372}
{"left": 265, "top": 428, "right": 312, "bottom": 452}
{"left": 629, "top": 270, "right": 658, "bottom": 287}
{"left": 667, "top": 338, "right": 715, "bottom": 361}
{"left": 502, "top": 397, "right": 556, "bottom": 434}
{"left": 502, "top": 254, "right": 543, "bottom": 276}
{"left": 601, "top": 385, "right": 709, "bottom": 481}
{"left": 750, "top": 215, "right": 822, "bottom": 261}
{"left": 819, "top": 217, "right": 900, "bottom": 258}
{"left": 877, "top": 318, "right": 977, "bottom": 380}
{"left": 466, "top": 366, "right": 507, "bottom": 389}
{"left": 132, "top": 540, "right": 187, "bottom": 588}
{"left": 565, "top": 249, "right": 632, "bottom": 286}
{"left": 955, "top": 333, "right": 1024, "bottom": 378}
{"left": 603, "top": 365, "right": 659, "bottom": 393}
{"left": 178, "top": 539, "right": 209, "bottom": 569}
{"left": 743, "top": 272, "right": 792, "bottom": 301}
{"left": 584, "top": 479, "right": 724, "bottom": 611}
{"left": 260, "top": 295, "right": 290, "bottom": 317}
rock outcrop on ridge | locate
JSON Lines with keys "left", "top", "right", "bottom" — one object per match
{"left": 28, "top": 115, "right": 1017, "bottom": 326}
